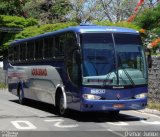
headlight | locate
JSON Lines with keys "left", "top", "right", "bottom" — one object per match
{"left": 82, "top": 94, "right": 101, "bottom": 100}
{"left": 135, "top": 93, "right": 147, "bottom": 99}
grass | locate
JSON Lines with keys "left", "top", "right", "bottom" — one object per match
{"left": 0, "top": 83, "right": 7, "bottom": 89}
{"left": 152, "top": 53, "right": 160, "bottom": 56}
{"left": 147, "top": 101, "right": 160, "bottom": 111}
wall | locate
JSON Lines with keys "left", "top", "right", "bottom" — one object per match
{"left": 148, "top": 56, "right": 160, "bottom": 103}
{"left": 0, "top": 68, "right": 5, "bottom": 83}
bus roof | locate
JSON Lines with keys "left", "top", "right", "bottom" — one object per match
{"left": 10, "top": 25, "right": 139, "bottom": 45}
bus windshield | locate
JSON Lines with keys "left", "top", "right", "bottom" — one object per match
{"left": 81, "top": 33, "right": 147, "bottom": 86}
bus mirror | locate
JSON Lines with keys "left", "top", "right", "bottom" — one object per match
{"left": 145, "top": 48, "right": 152, "bottom": 68}
{"left": 147, "top": 55, "right": 152, "bottom": 68}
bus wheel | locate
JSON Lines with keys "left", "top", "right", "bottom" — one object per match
{"left": 18, "top": 86, "right": 25, "bottom": 105}
{"left": 109, "top": 110, "right": 120, "bottom": 117}
{"left": 58, "top": 92, "right": 68, "bottom": 116}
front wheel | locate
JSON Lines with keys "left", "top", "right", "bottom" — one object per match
{"left": 57, "top": 92, "right": 68, "bottom": 116}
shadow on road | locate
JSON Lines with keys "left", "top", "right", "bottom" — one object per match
{"left": 10, "top": 99, "right": 147, "bottom": 123}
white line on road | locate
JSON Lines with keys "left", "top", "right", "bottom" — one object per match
{"left": 44, "top": 119, "right": 78, "bottom": 128}
{"left": 11, "top": 121, "right": 37, "bottom": 130}
{"left": 107, "top": 129, "right": 124, "bottom": 137}
{"left": 140, "top": 120, "right": 160, "bottom": 125}
{"left": 107, "top": 122, "right": 128, "bottom": 126}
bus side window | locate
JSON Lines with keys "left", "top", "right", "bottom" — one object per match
{"left": 20, "top": 43, "right": 27, "bottom": 61}
{"left": 27, "top": 41, "right": 35, "bottom": 60}
{"left": 55, "top": 34, "right": 65, "bottom": 58}
{"left": 67, "top": 50, "right": 81, "bottom": 86}
{"left": 8, "top": 47, "right": 14, "bottom": 62}
{"left": 14, "top": 45, "right": 20, "bottom": 61}
{"left": 35, "top": 39, "right": 43, "bottom": 59}
{"left": 44, "top": 37, "right": 54, "bottom": 59}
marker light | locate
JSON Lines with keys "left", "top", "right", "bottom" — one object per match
{"left": 82, "top": 94, "right": 101, "bottom": 100}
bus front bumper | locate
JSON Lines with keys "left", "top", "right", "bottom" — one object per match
{"left": 80, "top": 98, "right": 147, "bottom": 112}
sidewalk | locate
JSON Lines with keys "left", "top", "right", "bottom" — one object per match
{"left": 138, "top": 108, "right": 160, "bottom": 117}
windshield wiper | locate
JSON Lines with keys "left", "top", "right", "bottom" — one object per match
{"left": 120, "top": 65, "right": 135, "bottom": 87}
{"left": 117, "top": 54, "right": 135, "bottom": 87}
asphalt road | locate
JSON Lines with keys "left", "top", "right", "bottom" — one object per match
{"left": 0, "top": 89, "right": 160, "bottom": 137}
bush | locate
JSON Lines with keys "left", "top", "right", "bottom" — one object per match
{"left": 15, "top": 22, "right": 78, "bottom": 39}
{"left": 2, "top": 22, "right": 78, "bottom": 50}
{"left": 134, "top": 4, "right": 160, "bottom": 30}
{"left": 0, "top": 15, "right": 38, "bottom": 28}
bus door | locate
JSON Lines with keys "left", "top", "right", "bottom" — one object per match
{"left": 65, "top": 34, "right": 82, "bottom": 108}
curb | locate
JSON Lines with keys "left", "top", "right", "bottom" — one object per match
{"left": 138, "top": 108, "right": 160, "bottom": 116}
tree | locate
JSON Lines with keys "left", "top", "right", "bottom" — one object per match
{"left": 67, "top": 0, "right": 151, "bottom": 23}
{"left": 134, "top": 3, "right": 160, "bottom": 30}
{"left": 127, "top": 0, "right": 160, "bottom": 22}
{"left": 134, "top": 3, "right": 160, "bottom": 52}
{"left": 0, "top": 0, "right": 28, "bottom": 17}
{"left": 23, "top": 0, "right": 72, "bottom": 24}
{"left": 67, "top": 0, "right": 100, "bottom": 23}
{"left": 98, "top": 0, "right": 139, "bottom": 22}
{"left": 0, "top": 15, "right": 38, "bottom": 58}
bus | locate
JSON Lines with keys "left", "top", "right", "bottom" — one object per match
{"left": 7, "top": 25, "right": 149, "bottom": 116}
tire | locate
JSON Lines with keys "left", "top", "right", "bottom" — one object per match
{"left": 18, "top": 86, "right": 25, "bottom": 105}
{"left": 57, "top": 92, "right": 68, "bottom": 116}
{"left": 109, "top": 110, "right": 120, "bottom": 117}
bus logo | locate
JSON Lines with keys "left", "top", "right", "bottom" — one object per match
{"left": 32, "top": 68, "right": 47, "bottom": 76}
{"left": 116, "top": 93, "right": 121, "bottom": 100}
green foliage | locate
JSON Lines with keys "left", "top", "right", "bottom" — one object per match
{"left": 0, "top": 83, "right": 6, "bottom": 89}
{"left": 134, "top": 4, "right": 160, "bottom": 30}
{"left": 94, "top": 20, "right": 140, "bottom": 31}
{"left": 15, "top": 22, "right": 78, "bottom": 39}
{"left": 0, "top": 0, "right": 29, "bottom": 17}
{"left": 0, "top": 15, "right": 38, "bottom": 28}
{"left": 133, "top": 4, "right": 160, "bottom": 53}
{"left": 153, "top": 27, "right": 160, "bottom": 34}
{"left": 0, "top": 15, "right": 38, "bottom": 58}
{"left": 148, "top": 101, "right": 160, "bottom": 111}
{"left": 1, "top": 22, "right": 77, "bottom": 57}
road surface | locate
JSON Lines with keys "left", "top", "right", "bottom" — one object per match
{"left": 0, "top": 89, "right": 160, "bottom": 137}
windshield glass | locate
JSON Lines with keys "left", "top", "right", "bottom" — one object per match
{"left": 81, "top": 33, "right": 147, "bottom": 86}
{"left": 114, "top": 34, "right": 147, "bottom": 86}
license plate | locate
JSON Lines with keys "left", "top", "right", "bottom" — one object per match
{"left": 113, "top": 104, "right": 124, "bottom": 108}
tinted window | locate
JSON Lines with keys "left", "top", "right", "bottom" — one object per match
{"left": 27, "top": 41, "right": 35, "bottom": 60}
{"left": 44, "top": 37, "right": 54, "bottom": 58}
{"left": 8, "top": 47, "right": 14, "bottom": 61}
{"left": 55, "top": 34, "right": 66, "bottom": 57}
{"left": 35, "top": 39, "right": 43, "bottom": 59}
{"left": 66, "top": 32, "right": 77, "bottom": 55}
{"left": 20, "top": 43, "right": 26, "bottom": 61}
{"left": 114, "top": 34, "right": 145, "bottom": 71}
{"left": 14, "top": 45, "right": 19, "bottom": 61}
{"left": 82, "top": 33, "right": 115, "bottom": 77}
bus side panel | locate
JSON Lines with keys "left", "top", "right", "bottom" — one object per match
{"left": 8, "top": 65, "right": 63, "bottom": 105}
{"left": 8, "top": 65, "right": 27, "bottom": 96}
